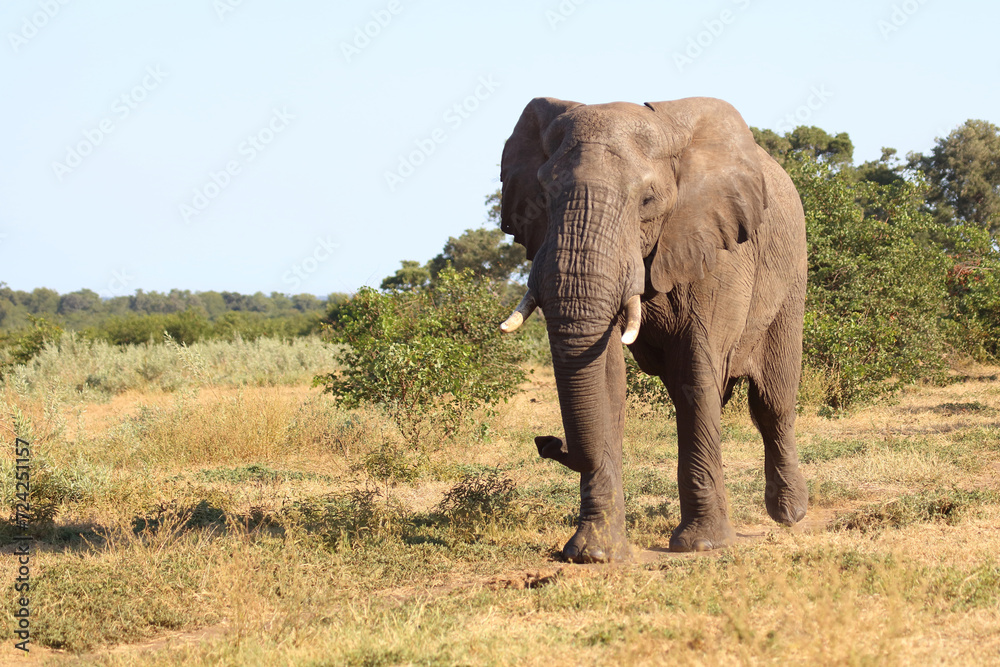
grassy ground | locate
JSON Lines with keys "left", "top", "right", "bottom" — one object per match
{"left": 1, "top": 342, "right": 999, "bottom": 665}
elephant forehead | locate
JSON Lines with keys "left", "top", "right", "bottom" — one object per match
{"left": 548, "top": 104, "right": 668, "bottom": 158}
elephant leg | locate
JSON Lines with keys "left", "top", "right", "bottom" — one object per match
{"left": 748, "top": 304, "right": 808, "bottom": 526}
{"left": 667, "top": 375, "right": 735, "bottom": 552}
{"left": 561, "top": 339, "right": 628, "bottom": 563}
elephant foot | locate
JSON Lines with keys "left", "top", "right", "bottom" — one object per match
{"left": 669, "top": 515, "right": 736, "bottom": 552}
{"left": 562, "top": 519, "right": 630, "bottom": 564}
{"left": 765, "top": 469, "right": 808, "bottom": 526}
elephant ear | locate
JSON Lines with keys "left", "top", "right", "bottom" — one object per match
{"left": 500, "top": 97, "right": 582, "bottom": 260}
{"left": 644, "top": 98, "right": 769, "bottom": 293}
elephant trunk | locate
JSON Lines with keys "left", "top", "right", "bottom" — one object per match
{"left": 541, "top": 184, "right": 627, "bottom": 334}
{"left": 536, "top": 183, "right": 630, "bottom": 473}
{"left": 547, "top": 329, "right": 613, "bottom": 473}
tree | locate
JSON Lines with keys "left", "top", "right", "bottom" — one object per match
{"left": 751, "top": 126, "right": 854, "bottom": 168}
{"left": 57, "top": 288, "right": 102, "bottom": 315}
{"left": 195, "top": 291, "right": 228, "bottom": 318}
{"left": 0, "top": 283, "right": 19, "bottom": 328}
{"left": 380, "top": 260, "right": 431, "bottom": 291}
{"left": 788, "top": 126, "right": 854, "bottom": 167}
{"left": 427, "top": 227, "right": 528, "bottom": 283}
{"left": 380, "top": 189, "right": 530, "bottom": 292}
{"left": 940, "top": 222, "right": 1000, "bottom": 360}
{"left": 131, "top": 290, "right": 178, "bottom": 314}
{"left": 908, "top": 119, "right": 1000, "bottom": 233}
{"left": 751, "top": 127, "right": 792, "bottom": 163}
{"left": 247, "top": 291, "right": 271, "bottom": 313}
{"left": 291, "top": 293, "right": 321, "bottom": 312}
{"left": 485, "top": 189, "right": 502, "bottom": 224}
{"left": 220, "top": 291, "right": 257, "bottom": 312}
{"left": 25, "top": 288, "right": 59, "bottom": 315}
{"left": 855, "top": 147, "right": 907, "bottom": 186}
{"left": 2, "top": 315, "right": 64, "bottom": 370}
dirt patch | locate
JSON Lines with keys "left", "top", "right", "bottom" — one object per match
{"left": 791, "top": 507, "right": 841, "bottom": 533}
{"left": 487, "top": 567, "right": 567, "bottom": 590}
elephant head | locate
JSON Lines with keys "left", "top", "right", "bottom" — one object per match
{"left": 499, "top": 96, "right": 769, "bottom": 477}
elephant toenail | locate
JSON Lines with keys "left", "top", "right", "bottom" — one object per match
{"left": 692, "top": 538, "right": 712, "bottom": 552}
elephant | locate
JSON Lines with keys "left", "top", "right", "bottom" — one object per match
{"left": 498, "top": 96, "right": 808, "bottom": 560}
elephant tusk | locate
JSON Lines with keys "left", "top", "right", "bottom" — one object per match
{"left": 500, "top": 292, "right": 537, "bottom": 333}
{"left": 621, "top": 294, "right": 641, "bottom": 344}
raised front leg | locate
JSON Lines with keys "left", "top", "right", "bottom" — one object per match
{"left": 748, "top": 383, "right": 807, "bottom": 525}
{"left": 748, "top": 303, "right": 808, "bottom": 526}
{"left": 666, "top": 378, "right": 735, "bottom": 552}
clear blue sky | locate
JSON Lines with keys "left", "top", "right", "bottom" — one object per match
{"left": 2, "top": 0, "right": 997, "bottom": 297}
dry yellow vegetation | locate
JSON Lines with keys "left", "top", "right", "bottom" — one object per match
{"left": 1, "top": 357, "right": 999, "bottom": 665}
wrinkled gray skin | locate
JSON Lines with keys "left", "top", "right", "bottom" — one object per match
{"left": 500, "top": 97, "right": 808, "bottom": 560}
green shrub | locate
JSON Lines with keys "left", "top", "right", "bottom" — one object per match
{"left": 209, "top": 310, "right": 322, "bottom": 341}
{"left": 625, "top": 350, "right": 674, "bottom": 417}
{"left": 515, "top": 315, "right": 552, "bottom": 366}
{"left": 438, "top": 468, "right": 517, "bottom": 527}
{"left": 281, "top": 488, "right": 408, "bottom": 548}
{"left": 0, "top": 316, "right": 63, "bottom": 375}
{"left": 790, "top": 156, "right": 950, "bottom": 408}
{"left": 356, "top": 444, "right": 421, "bottom": 487}
{"left": 941, "top": 223, "right": 1000, "bottom": 361}
{"left": 97, "top": 311, "right": 208, "bottom": 346}
{"left": 314, "top": 268, "right": 525, "bottom": 448}
{"left": 93, "top": 310, "right": 323, "bottom": 346}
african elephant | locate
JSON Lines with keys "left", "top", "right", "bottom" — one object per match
{"left": 498, "top": 97, "right": 808, "bottom": 560}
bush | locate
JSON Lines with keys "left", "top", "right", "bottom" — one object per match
{"left": 438, "top": 468, "right": 518, "bottom": 535}
{"left": 93, "top": 310, "right": 323, "bottom": 346}
{"left": 940, "top": 223, "right": 1000, "bottom": 361}
{"left": 515, "top": 315, "right": 552, "bottom": 366}
{"left": 315, "top": 268, "right": 525, "bottom": 448}
{"left": 790, "top": 156, "right": 951, "bottom": 408}
{"left": 625, "top": 350, "right": 674, "bottom": 417}
{"left": 209, "top": 311, "right": 322, "bottom": 341}
{"left": 0, "top": 316, "right": 63, "bottom": 375}
{"left": 281, "top": 488, "right": 408, "bottom": 548}
{"left": 97, "top": 310, "right": 209, "bottom": 346}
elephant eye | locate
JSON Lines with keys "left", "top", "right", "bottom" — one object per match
{"left": 642, "top": 193, "right": 656, "bottom": 207}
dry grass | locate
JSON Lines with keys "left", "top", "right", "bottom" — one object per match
{"left": 1, "top": 359, "right": 999, "bottom": 665}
